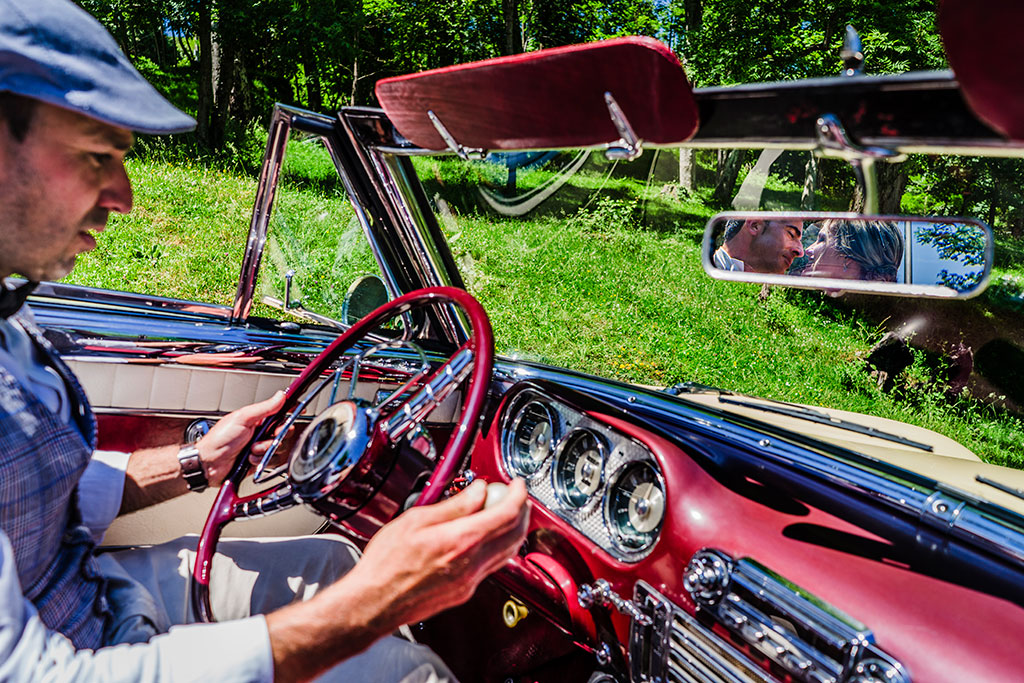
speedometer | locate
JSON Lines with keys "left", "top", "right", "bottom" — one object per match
{"left": 504, "top": 400, "right": 558, "bottom": 476}
{"left": 552, "top": 429, "right": 605, "bottom": 508}
{"left": 606, "top": 461, "right": 665, "bottom": 552}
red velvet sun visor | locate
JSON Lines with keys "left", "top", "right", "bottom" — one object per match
{"left": 941, "top": 0, "right": 1024, "bottom": 140}
{"left": 374, "top": 36, "right": 698, "bottom": 152}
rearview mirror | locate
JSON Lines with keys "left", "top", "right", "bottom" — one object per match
{"left": 702, "top": 212, "right": 993, "bottom": 298}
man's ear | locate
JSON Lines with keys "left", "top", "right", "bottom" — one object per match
{"left": 747, "top": 220, "right": 765, "bottom": 235}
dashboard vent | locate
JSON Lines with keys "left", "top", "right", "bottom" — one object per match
{"left": 631, "top": 549, "right": 910, "bottom": 683}
{"left": 632, "top": 582, "right": 775, "bottom": 683}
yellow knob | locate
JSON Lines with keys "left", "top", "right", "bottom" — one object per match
{"left": 502, "top": 598, "right": 529, "bottom": 628}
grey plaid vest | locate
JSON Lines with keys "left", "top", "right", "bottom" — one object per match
{"left": 0, "top": 313, "right": 108, "bottom": 648}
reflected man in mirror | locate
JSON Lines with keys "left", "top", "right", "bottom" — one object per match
{"left": 713, "top": 218, "right": 805, "bottom": 274}
{"left": 795, "top": 219, "right": 904, "bottom": 282}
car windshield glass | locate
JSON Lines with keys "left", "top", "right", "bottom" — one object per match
{"left": 255, "top": 131, "right": 383, "bottom": 325}
{"left": 408, "top": 147, "right": 1024, "bottom": 468}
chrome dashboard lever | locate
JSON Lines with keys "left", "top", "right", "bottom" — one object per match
{"left": 578, "top": 579, "right": 652, "bottom": 627}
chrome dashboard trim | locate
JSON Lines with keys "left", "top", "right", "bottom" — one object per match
{"left": 635, "top": 550, "right": 912, "bottom": 683}
{"left": 30, "top": 281, "right": 232, "bottom": 319}
{"left": 501, "top": 365, "right": 1024, "bottom": 572}
{"left": 682, "top": 549, "right": 909, "bottom": 683}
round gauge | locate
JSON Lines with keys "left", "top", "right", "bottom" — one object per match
{"left": 606, "top": 461, "right": 665, "bottom": 552}
{"left": 553, "top": 429, "right": 605, "bottom": 508}
{"left": 505, "top": 400, "right": 558, "bottom": 476}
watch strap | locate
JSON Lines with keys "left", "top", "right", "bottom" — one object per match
{"left": 177, "top": 444, "right": 209, "bottom": 492}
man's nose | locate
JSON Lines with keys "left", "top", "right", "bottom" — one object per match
{"left": 99, "top": 161, "right": 133, "bottom": 214}
{"left": 793, "top": 240, "right": 805, "bottom": 257}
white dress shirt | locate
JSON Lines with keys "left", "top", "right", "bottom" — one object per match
{"left": 0, "top": 307, "right": 274, "bottom": 682}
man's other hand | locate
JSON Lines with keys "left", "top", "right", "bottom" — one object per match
{"left": 266, "top": 478, "right": 530, "bottom": 681}
{"left": 347, "top": 478, "right": 530, "bottom": 629}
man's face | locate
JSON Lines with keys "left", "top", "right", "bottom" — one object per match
{"left": 0, "top": 102, "right": 133, "bottom": 281}
{"left": 747, "top": 219, "right": 804, "bottom": 274}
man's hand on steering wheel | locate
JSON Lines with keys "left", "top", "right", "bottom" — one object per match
{"left": 265, "top": 478, "right": 530, "bottom": 682}
{"left": 195, "top": 390, "right": 288, "bottom": 487}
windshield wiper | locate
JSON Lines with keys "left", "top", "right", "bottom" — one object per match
{"left": 261, "top": 295, "right": 344, "bottom": 330}
{"left": 716, "top": 396, "right": 934, "bottom": 452}
{"left": 976, "top": 476, "right": 1024, "bottom": 503}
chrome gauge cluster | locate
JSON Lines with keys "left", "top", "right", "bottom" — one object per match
{"left": 500, "top": 388, "right": 665, "bottom": 561}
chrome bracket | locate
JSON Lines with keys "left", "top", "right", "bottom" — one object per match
{"left": 814, "top": 113, "right": 905, "bottom": 214}
{"left": 840, "top": 25, "right": 865, "bottom": 76}
{"left": 920, "top": 491, "right": 966, "bottom": 531}
{"left": 284, "top": 269, "right": 299, "bottom": 309}
{"left": 604, "top": 92, "right": 644, "bottom": 161}
{"left": 427, "top": 110, "right": 488, "bottom": 161}
{"left": 578, "top": 579, "right": 653, "bottom": 627}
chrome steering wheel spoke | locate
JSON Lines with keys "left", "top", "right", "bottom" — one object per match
{"left": 385, "top": 345, "right": 475, "bottom": 442}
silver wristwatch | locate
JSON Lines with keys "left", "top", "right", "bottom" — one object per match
{"left": 177, "top": 444, "right": 209, "bottom": 493}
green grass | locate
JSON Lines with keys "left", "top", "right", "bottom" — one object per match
{"left": 70, "top": 158, "right": 257, "bottom": 305}
{"left": 66, "top": 150, "right": 1024, "bottom": 469}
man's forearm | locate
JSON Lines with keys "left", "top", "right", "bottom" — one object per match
{"left": 266, "top": 576, "right": 392, "bottom": 682}
{"left": 119, "top": 444, "right": 191, "bottom": 514}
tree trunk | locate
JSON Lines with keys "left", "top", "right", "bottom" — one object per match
{"left": 713, "top": 149, "right": 745, "bottom": 206}
{"left": 850, "top": 161, "right": 906, "bottom": 214}
{"left": 304, "top": 57, "right": 323, "bottom": 111}
{"left": 878, "top": 162, "right": 907, "bottom": 214}
{"left": 350, "top": 56, "right": 359, "bottom": 106}
{"left": 684, "top": 0, "right": 703, "bottom": 31}
{"left": 678, "top": 149, "right": 695, "bottom": 194}
{"left": 196, "top": 0, "right": 214, "bottom": 148}
{"left": 800, "top": 154, "right": 819, "bottom": 210}
{"left": 502, "top": 0, "right": 523, "bottom": 56}
{"left": 210, "top": 37, "right": 236, "bottom": 150}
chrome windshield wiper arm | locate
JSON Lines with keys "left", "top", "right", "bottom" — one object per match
{"left": 261, "top": 295, "right": 344, "bottom": 329}
{"left": 717, "top": 396, "right": 934, "bottom": 452}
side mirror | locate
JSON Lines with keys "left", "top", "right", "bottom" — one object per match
{"left": 341, "top": 275, "right": 391, "bottom": 325}
{"left": 702, "top": 212, "right": 993, "bottom": 298}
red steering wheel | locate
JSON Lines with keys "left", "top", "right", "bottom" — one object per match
{"left": 191, "top": 286, "right": 494, "bottom": 622}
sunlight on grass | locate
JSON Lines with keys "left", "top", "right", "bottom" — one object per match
{"left": 65, "top": 152, "right": 1024, "bottom": 469}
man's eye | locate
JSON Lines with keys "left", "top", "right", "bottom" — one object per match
{"left": 90, "top": 153, "right": 112, "bottom": 165}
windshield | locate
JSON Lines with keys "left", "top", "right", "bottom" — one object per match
{"left": 255, "top": 131, "right": 385, "bottom": 325}
{"left": 408, "top": 147, "right": 1024, "bottom": 468}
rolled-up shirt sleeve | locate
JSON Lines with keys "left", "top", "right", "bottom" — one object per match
{"left": 77, "top": 450, "right": 131, "bottom": 544}
{"left": 0, "top": 532, "right": 274, "bottom": 683}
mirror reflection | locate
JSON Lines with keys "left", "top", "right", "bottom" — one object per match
{"left": 706, "top": 213, "right": 992, "bottom": 296}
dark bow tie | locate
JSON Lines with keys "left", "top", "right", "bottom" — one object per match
{"left": 0, "top": 281, "right": 38, "bottom": 319}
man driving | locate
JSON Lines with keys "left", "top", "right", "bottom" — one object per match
{"left": 712, "top": 218, "right": 805, "bottom": 274}
{"left": 0, "top": 0, "right": 529, "bottom": 680}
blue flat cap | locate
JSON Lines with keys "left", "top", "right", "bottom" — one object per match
{"left": 0, "top": 0, "right": 195, "bottom": 134}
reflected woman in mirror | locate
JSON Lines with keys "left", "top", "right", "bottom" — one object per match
{"left": 793, "top": 219, "right": 904, "bottom": 282}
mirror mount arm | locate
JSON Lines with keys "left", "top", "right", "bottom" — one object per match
{"left": 428, "top": 110, "right": 489, "bottom": 160}
{"left": 814, "top": 113, "right": 905, "bottom": 214}
{"left": 604, "top": 92, "right": 644, "bottom": 161}
{"left": 840, "top": 25, "right": 865, "bottom": 76}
